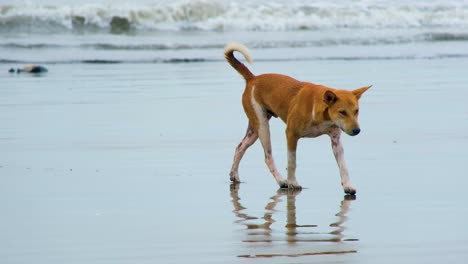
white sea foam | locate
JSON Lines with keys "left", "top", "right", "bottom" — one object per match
{"left": 2, "top": 0, "right": 468, "bottom": 64}
{"left": 1, "top": 0, "right": 468, "bottom": 33}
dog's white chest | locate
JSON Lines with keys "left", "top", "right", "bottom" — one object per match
{"left": 301, "top": 121, "right": 336, "bottom": 138}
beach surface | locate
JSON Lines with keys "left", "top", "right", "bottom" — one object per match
{"left": 1, "top": 56, "right": 468, "bottom": 264}
{"left": 1, "top": 1, "right": 468, "bottom": 263}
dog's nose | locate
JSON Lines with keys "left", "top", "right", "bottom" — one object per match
{"left": 352, "top": 128, "right": 361, "bottom": 135}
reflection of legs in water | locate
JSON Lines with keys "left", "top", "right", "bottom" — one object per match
{"left": 282, "top": 189, "right": 306, "bottom": 242}
{"left": 230, "top": 183, "right": 257, "bottom": 223}
{"left": 229, "top": 184, "right": 304, "bottom": 242}
{"left": 330, "top": 195, "right": 357, "bottom": 241}
{"left": 230, "top": 185, "right": 358, "bottom": 258}
{"left": 230, "top": 184, "right": 357, "bottom": 241}
{"left": 230, "top": 183, "right": 285, "bottom": 239}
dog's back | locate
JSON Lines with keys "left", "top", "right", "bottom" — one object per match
{"left": 250, "top": 74, "right": 303, "bottom": 122}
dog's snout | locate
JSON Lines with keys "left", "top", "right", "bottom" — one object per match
{"left": 352, "top": 128, "right": 361, "bottom": 136}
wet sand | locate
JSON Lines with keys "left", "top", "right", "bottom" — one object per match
{"left": 1, "top": 58, "right": 468, "bottom": 263}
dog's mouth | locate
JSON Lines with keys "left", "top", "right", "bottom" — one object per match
{"left": 336, "top": 120, "right": 361, "bottom": 136}
{"left": 341, "top": 127, "right": 361, "bottom": 136}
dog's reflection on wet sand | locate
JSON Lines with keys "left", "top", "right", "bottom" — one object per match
{"left": 230, "top": 183, "right": 358, "bottom": 258}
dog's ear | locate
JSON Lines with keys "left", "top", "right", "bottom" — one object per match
{"left": 353, "top": 85, "right": 372, "bottom": 100}
{"left": 323, "top": 90, "right": 337, "bottom": 106}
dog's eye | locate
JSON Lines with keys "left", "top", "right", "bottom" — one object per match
{"left": 355, "top": 109, "right": 359, "bottom": 115}
{"left": 339, "top": 110, "right": 348, "bottom": 116}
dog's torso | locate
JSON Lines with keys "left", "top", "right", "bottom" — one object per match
{"left": 247, "top": 73, "right": 338, "bottom": 138}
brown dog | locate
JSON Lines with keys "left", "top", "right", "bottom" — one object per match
{"left": 225, "top": 42, "right": 371, "bottom": 194}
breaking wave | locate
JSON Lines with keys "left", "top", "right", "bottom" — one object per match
{"left": 1, "top": 31, "right": 468, "bottom": 51}
{"left": 3, "top": 54, "right": 468, "bottom": 66}
{"left": 1, "top": 0, "right": 468, "bottom": 34}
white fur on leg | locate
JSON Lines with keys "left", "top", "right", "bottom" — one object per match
{"left": 329, "top": 129, "right": 356, "bottom": 194}
{"left": 287, "top": 150, "right": 301, "bottom": 188}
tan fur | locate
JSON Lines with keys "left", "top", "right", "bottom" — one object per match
{"left": 225, "top": 42, "right": 371, "bottom": 194}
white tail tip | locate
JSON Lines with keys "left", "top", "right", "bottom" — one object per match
{"left": 224, "top": 42, "right": 253, "bottom": 64}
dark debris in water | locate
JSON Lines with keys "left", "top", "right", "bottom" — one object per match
{"left": 81, "top": 60, "right": 122, "bottom": 64}
{"left": 163, "top": 58, "right": 205, "bottom": 63}
{"left": 238, "top": 250, "right": 357, "bottom": 258}
{"left": 8, "top": 65, "right": 48, "bottom": 73}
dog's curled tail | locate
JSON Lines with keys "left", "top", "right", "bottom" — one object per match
{"left": 224, "top": 42, "right": 255, "bottom": 81}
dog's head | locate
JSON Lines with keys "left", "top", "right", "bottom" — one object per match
{"left": 323, "top": 85, "right": 372, "bottom": 136}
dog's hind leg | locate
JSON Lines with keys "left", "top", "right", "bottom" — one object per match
{"left": 250, "top": 96, "right": 286, "bottom": 187}
{"left": 258, "top": 120, "right": 286, "bottom": 187}
{"left": 329, "top": 128, "right": 356, "bottom": 195}
{"left": 230, "top": 123, "right": 258, "bottom": 182}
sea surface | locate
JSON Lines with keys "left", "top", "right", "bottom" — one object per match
{"left": 1, "top": 1, "right": 468, "bottom": 263}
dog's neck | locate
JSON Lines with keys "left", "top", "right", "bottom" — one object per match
{"left": 323, "top": 108, "right": 332, "bottom": 121}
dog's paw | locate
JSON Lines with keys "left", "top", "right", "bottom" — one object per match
{"left": 343, "top": 185, "right": 356, "bottom": 195}
{"left": 280, "top": 180, "right": 302, "bottom": 190}
{"left": 229, "top": 171, "right": 240, "bottom": 183}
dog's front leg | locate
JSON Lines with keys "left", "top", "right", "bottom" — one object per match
{"left": 285, "top": 129, "right": 302, "bottom": 189}
{"left": 329, "top": 129, "right": 356, "bottom": 195}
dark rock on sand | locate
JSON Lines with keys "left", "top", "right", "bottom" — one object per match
{"left": 9, "top": 65, "right": 48, "bottom": 73}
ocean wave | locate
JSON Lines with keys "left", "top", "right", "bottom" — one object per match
{"left": 424, "top": 32, "right": 468, "bottom": 41}
{"left": 1, "top": 32, "right": 467, "bottom": 52}
{"left": 0, "top": 43, "right": 63, "bottom": 49}
{"left": 1, "top": 0, "right": 468, "bottom": 34}
{"left": 2, "top": 54, "right": 468, "bottom": 66}
{"left": 0, "top": 58, "right": 209, "bottom": 64}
